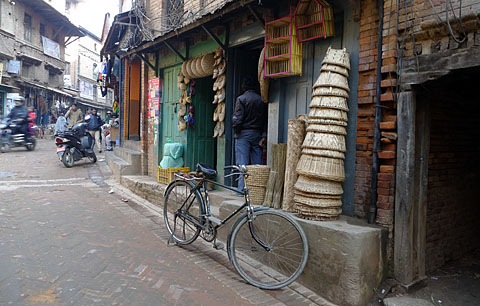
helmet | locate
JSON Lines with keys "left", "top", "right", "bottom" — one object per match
{"left": 14, "top": 96, "right": 25, "bottom": 106}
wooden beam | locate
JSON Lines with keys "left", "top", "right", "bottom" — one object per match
{"left": 53, "top": 25, "right": 65, "bottom": 40}
{"left": 163, "top": 40, "right": 185, "bottom": 61}
{"left": 247, "top": 4, "right": 264, "bottom": 27}
{"left": 154, "top": 51, "right": 159, "bottom": 77}
{"left": 394, "top": 91, "right": 428, "bottom": 287}
{"left": 136, "top": 53, "right": 156, "bottom": 73}
{"left": 201, "top": 24, "right": 225, "bottom": 51}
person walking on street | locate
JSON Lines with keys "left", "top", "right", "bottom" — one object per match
{"left": 232, "top": 76, "right": 267, "bottom": 192}
{"left": 64, "top": 104, "right": 83, "bottom": 128}
{"left": 85, "top": 108, "right": 104, "bottom": 152}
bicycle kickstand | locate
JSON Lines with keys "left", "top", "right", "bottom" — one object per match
{"left": 213, "top": 238, "right": 224, "bottom": 250}
{"left": 167, "top": 233, "right": 177, "bottom": 247}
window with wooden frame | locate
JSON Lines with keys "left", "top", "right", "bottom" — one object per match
{"left": 24, "top": 13, "right": 32, "bottom": 42}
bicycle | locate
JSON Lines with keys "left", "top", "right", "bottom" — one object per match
{"left": 163, "top": 163, "right": 309, "bottom": 289}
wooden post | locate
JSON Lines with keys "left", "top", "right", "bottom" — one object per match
{"left": 394, "top": 91, "right": 430, "bottom": 286}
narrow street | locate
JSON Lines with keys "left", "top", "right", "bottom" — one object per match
{"left": 0, "top": 140, "right": 324, "bottom": 305}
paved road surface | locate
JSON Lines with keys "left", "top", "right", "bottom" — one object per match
{"left": 0, "top": 140, "right": 328, "bottom": 305}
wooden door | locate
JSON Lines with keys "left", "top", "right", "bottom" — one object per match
{"left": 161, "top": 65, "right": 187, "bottom": 160}
{"left": 187, "top": 77, "right": 216, "bottom": 170}
{"left": 128, "top": 58, "right": 141, "bottom": 140}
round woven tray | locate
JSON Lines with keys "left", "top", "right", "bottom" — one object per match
{"left": 308, "top": 118, "right": 348, "bottom": 127}
{"left": 246, "top": 165, "right": 271, "bottom": 187}
{"left": 302, "top": 132, "right": 346, "bottom": 152}
{"left": 193, "top": 57, "right": 204, "bottom": 78}
{"left": 249, "top": 186, "right": 266, "bottom": 206}
{"left": 185, "top": 59, "right": 195, "bottom": 79}
{"left": 293, "top": 193, "right": 342, "bottom": 208}
{"left": 322, "top": 47, "right": 350, "bottom": 70}
{"left": 182, "top": 61, "right": 191, "bottom": 79}
{"left": 301, "top": 148, "right": 345, "bottom": 159}
{"left": 258, "top": 47, "right": 265, "bottom": 81}
{"left": 294, "top": 175, "right": 343, "bottom": 195}
{"left": 320, "top": 63, "right": 349, "bottom": 77}
{"left": 309, "top": 96, "right": 349, "bottom": 111}
{"left": 314, "top": 71, "right": 349, "bottom": 91}
{"left": 312, "top": 86, "right": 349, "bottom": 98}
{"left": 306, "top": 124, "right": 347, "bottom": 136}
{"left": 201, "top": 53, "right": 215, "bottom": 76}
{"left": 296, "top": 154, "right": 345, "bottom": 182}
{"left": 308, "top": 108, "right": 348, "bottom": 121}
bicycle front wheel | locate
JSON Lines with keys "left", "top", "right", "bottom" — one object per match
{"left": 164, "top": 180, "right": 203, "bottom": 245}
{"left": 228, "top": 209, "right": 308, "bottom": 289}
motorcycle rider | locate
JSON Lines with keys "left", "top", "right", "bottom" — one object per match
{"left": 7, "top": 96, "right": 32, "bottom": 143}
{"left": 85, "top": 108, "right": 104, "bottom": 153}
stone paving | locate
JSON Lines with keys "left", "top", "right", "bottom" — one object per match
{"left": 0, "top": 140, "right": 333, "bottom": 305}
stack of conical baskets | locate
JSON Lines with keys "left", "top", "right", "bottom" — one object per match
{"left": 293, "top": 47, "right": 350, "bottom": 220}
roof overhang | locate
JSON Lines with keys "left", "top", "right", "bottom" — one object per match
{"left": 101, "top": 11, "right": 135, "bottom": 56}
{"left": 122, "top": 0, "right": 256, "bottom": 57}
{"left": 19, "top": 0, "right": 84, "bottom": 37}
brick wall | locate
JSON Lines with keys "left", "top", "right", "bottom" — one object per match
{"left": 423, "top": 86, "right": 480, "bottom": 272}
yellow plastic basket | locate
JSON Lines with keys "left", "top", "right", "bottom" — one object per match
{"left": 157, "top": 167, "right": 190, "bottom": 184}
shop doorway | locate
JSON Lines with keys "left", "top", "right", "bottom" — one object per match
{"left": 128, "top": 57, "right": 141, "bottom": 140}
{"left": 395, "top": 66, "right": 480, "bottom": 285}
{"left": 187, "top": 77, "right": 216, "bottom": 170}
{"left": 226, "top": 42, "right": 263, "bottom": 185}
{"left": 419, "top": 67, "right": 480, "bottom": 273}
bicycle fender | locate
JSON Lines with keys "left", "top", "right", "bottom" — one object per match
{"left": 226, "top": 206, "right": 271, "bottom": 261}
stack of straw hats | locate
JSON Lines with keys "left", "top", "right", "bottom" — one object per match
{"left": 293, "top": 47, "right": 350, "bottom": 220}
{"left": 245, "top": 165, "right": 271, "bottom": 205}
{"left": 212, "top": 47, "right": 226, "bottom": 137}
{"left": 177, "top": 69, "right": 191, "bottom": 131}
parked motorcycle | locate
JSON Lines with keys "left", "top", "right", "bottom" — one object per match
{"left": 0, "top": 118, "right": 36, "bottom": 153}
{"left": 55, "top": 122, "right": 96, "bottom": 168}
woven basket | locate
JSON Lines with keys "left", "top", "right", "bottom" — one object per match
{"left": 258, "top": 47, "right": 265, "bottom": 81}
{"left": 246, "top": 165, "right": 271, "bottom": 187}
{"left": 185, "top": 60, "right": 195, "bottom": 79}
{"left": 308, "top": 108, "right": 348, "bottom": 121}
{"left": 312, "top": 86, "right": 349, "bottom": 98}
{"left": 314, "top": 71, "right": 349, "bottom": 91}
{"left": 302, "top": 132, "right": 346, "bottom": 152}
{"left": 296, "top": 154, "right": 345, "bottom": 182}
{"left": 301, "top": 148, "right": 345, "bottom": 159}
{"left": 201, "top": 53, "right": 215, "bottom": 76}
{"left": 293, "top": 193, "right": 342, "bottom": 208}
{"left": 309, "top": 96, "right": 349, "bottom": 111}
{"left": 295, "top": 202, "right": 342, "bottom": 218}
{"left": 249, "top": 186, "right": 266, "bottom": 206}
{"left": 308, "top": 118, "right": 348, "bottom": 127}
{"left": 320, "top": 64, "right": 349, "bottom": 77}
{"left": 306, "top": 123, "right": 347, "bottom": 136}
{"left": 322, "top": 47, "right": 350, "bottom": 70}
{"left": 192, "top": 57, "right": 203, "bottom": 78}
{"left": 283, "top": 118, "right": 307, "bottom": 212}
{"left": 294, "top": 189, "right": 342, "bottom": 200}
{"left": 294, "top": 175, "right": 343, "bottom": 195}
{"left": 259, "top": 69, "right": 270, "bottom": 103}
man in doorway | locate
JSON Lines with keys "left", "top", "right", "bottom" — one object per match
{"left": 64, "top": 103, "right": 83, "bottom": 128}
{"left": 232, "top": 76, "right": 267, "bottom": 192}
{"left": 85, "top": 108, "right": 104, "bottom": 153}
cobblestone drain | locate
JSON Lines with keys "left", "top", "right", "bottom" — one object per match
{"left": 103, "top": 178, "right": 335, "bottom": 306}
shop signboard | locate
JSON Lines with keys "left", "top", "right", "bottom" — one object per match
{"left": 79, "top": 80, "right": 94, "bottom": 100}
{"left": 7, "top": 60, "right": 20, "bottom": 74}
{"left": 42, "top": 36, "right": 60, "bottom": 59}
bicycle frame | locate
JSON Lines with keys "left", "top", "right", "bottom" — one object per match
{"left": 172, "top": 173, "right": 271, "bottom": 250}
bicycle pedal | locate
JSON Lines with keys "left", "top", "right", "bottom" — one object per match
{"left": 207, "top": 216, "right": 222, "bottom": 225}
{"left": 213, "top": 242, "right": 224, "bottom": 250}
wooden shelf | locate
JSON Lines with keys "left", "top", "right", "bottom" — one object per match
{"left": 266, "top": 36, "right": 291, "bottom": 44}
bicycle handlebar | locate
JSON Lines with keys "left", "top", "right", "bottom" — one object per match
{"left": 224, "top": 165, "right": 248, "bottom": 174}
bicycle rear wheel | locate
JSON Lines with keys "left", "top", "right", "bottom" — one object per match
{"left": 228, "top": 209, "right": 308, "bottom": 289}
{"left": 164, "top": 180, "right": 203, "bottom": 245}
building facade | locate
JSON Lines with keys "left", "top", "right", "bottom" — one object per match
{"left": 0, "top": 0, "right": 83, "bottom": 124}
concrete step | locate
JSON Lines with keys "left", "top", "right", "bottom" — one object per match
{"left": 105, "top": 152, "right": 140, "bottom": 181}
{"left": 120, "top": 175, "right": 165, "bottom": 205}
{"left": 114, "top": 147, "right": 141, "bottom": 165}
{"left": 123, "top": 140, "right": 141, "bottom": 151}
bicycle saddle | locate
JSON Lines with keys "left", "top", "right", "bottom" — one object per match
{"left": 196, "top": 163, "right": 217, "bottom": 177}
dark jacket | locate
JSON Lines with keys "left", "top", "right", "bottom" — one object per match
{"left": 86, "top": 114, "right": 104, "bottom": 131}
{"left": 232, "top": 90, "right": 267, "bottom": 137}
{"left": 7, "top": 105, "right": 28, "bottom": 121}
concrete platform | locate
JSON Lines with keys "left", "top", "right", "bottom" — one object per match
{"left": 113, "top": 174, "right": 387, "bottom": 306}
